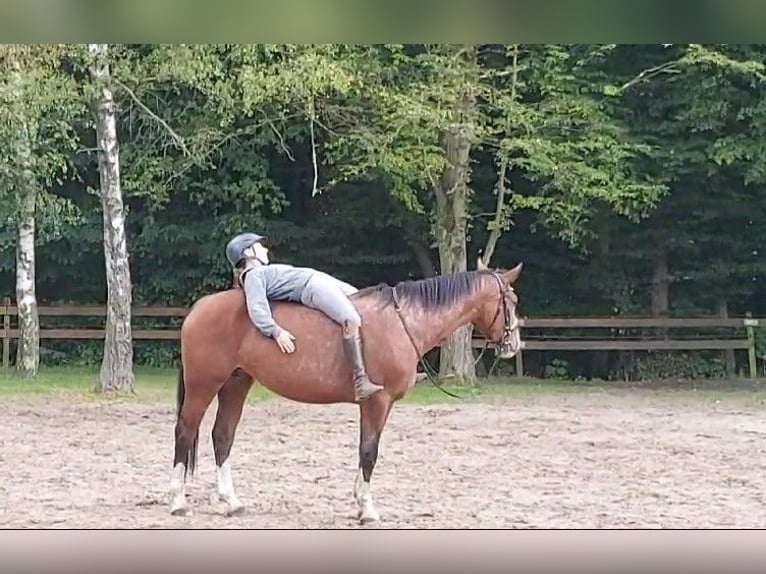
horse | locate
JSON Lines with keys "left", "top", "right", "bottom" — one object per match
{"left": 170, "top": 257, "right": 523, "bottom": 523}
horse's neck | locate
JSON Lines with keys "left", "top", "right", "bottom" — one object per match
{"left": 400, "top": 290, "right": 484, "bottom": 356}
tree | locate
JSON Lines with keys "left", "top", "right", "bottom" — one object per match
{"left": 430, "top": 45, "right": 483, "bottom": 380}
{"left": 5, "top": 47, "right": 38, "bottom": 378}
{"left": 4, "top": 43, "right": 762, "bottom": 383}
{"left": 0, "top": 44, "right": 81, "bottom": 378}
{"left": 315, "top": 44, "right": 667, "bottom": 381}
{"left": 88, "top": 43, "right": 134, "bottom": 392}
{"left": 315, "top": 44, "right": 485, "bottom": 381}
{"left": 668, "top": 45, "right": 766, "bottom": 314}
{"left": 592, "top": 44, "right": 766, "bottom": 317}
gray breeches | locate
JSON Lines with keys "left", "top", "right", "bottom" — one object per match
{"left": 299, "top": 272, "right": 361, "bottom": 328}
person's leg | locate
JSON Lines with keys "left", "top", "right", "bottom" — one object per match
{"left": 310, "top": 271, "right": 359, "bottom": 296}
{"left": 333, "top": 278, "right": 359, "bottom": 296}
{"left": 301, "top": 275, "right": 383, "bottom": 401}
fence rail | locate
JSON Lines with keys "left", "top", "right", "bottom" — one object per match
{"left": 0, "top": 299, "right": 762, "bottom": 377}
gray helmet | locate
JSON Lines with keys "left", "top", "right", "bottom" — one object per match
{"left": 225, "top": 232, "right": 265, "bottom": 266}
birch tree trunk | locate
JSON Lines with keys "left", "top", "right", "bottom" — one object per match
{"left": 15, "top": 183, "right": 38, "bottom": 378}
{"left": 10, "top": 52, "right": 40, "bottom": 378}
{"left": 435, "top": 45, "right": 478, "bottom": 382}
{"left": 89, "top": 43, "right": 135, "bottom": 392}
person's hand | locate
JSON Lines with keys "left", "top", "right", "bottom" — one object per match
{"left": 274, "top": 328, "right": 296, "bottom": 353}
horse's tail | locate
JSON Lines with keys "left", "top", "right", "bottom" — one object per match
{"left": 175, "top": 361, "right": 185, "bottom": 418}
{"left": 175, "top": 361, "right": 199, "bottom": 478}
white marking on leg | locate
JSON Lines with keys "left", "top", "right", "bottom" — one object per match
{"left": 169, "top": 462, "right": 189, "bottom": 515}
{"left": 216, "top": 460, "right": 244, "bottom": 515}
{"left": 353, "top": 468, "right": 379, "bottom": 523}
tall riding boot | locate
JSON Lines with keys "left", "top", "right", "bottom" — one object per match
{"left": 343, "top": 332, "right": 384, "bottom": 401}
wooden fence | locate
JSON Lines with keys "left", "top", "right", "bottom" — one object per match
{"left": 0, "top": 298, "right": 762, "bottom": 377}
{"left": 512, "top": 315, "right": 761, "bottom": 378}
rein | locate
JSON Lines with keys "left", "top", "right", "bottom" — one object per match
{"left": 390, "top": 272, "right": 515, "bottom": 399}
{"left": 391, "top": 286, "right": 462, "bottom": 399}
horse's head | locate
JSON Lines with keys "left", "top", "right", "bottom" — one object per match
{"left": 473, "top": 257, "right": 523, "bottom": 359}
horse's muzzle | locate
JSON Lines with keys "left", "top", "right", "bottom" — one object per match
{"left": 496, "top": 339, "right": 523, "bottom": 359}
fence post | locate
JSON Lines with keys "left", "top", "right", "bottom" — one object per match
{"left": 515, "top": 320, "right": 525, "bottom": 377}
{"left": 2, "top": 297, "right": 9, "bottom": 369}
{"left": 515, "top": 346, "right": 524, "bottom": 377}
{"left": 745, "top": 313, "right": 758, "bottom": 379}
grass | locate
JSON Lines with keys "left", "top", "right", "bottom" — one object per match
{"left": 0, "top": 366, "right": 271, "bottom": 405}
{"left": 0, "top": 365, "right": 598, "bottom": 405}
{"left": 0, "top": 366, "right": 177, "bottom": 403}
{"left": 1, "top": 366, "right": 765, "bottom": 407}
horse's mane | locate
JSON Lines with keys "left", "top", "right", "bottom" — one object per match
{"left": 355, "top": 270, "right": 492, "bottom": 311}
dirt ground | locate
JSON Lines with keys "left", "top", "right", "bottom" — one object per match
{"left": 1, "top": 388, "right": 765, "bottom": 528}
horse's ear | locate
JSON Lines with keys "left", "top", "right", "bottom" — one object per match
{"left": 503, "top": 262, "right": 523, "bottom": 284}
{"left": 477, "top": 256, "right": 489, "bottom": 271}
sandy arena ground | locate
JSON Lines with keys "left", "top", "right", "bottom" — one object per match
{"left": 1, "top": 388, "right": 765, "bottom": 528}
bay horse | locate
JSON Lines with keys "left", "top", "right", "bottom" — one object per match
{"left": 170, "top": 257, "right": 523, "bottom": 523}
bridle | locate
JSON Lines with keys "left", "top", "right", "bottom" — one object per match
{"left": 483, "top": 271, "right": 520, "bottom": 358}
{"left": 391, "top": 271, "right": 520, "bottom": 399}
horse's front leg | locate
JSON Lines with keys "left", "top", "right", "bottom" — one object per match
{"left": 354, "top": 391, "right": 393, "bottom": 524}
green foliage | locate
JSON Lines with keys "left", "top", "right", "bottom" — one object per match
{"left": 620, "top": 352, "right": 728, "bottom": 381}
{"left": 0, "top": 45, "right": 86, "bottom": 245}
{"left": 598, "top": 44, "right": 766, "bottom": 311}
{"left": 544, "top": 358, "right": 570, "bottom": 379}
{"left": 319, "top": 44, "right": 449, "bottom": 213}
{"left": 0, "top": 44, "right": 763, "bottom": 382}
{"left": 495, "top": 45, "right": 668, "bottom": 247}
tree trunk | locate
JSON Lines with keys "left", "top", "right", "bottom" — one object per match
{"left": 650, "top": 249, "right": 669, "bottom": 317}
{"left": 592, "top": 233, "right": 611, "bottom": 378}
{"left": 650, "top": 248, "right": 669, "bottom": 343}
{"left": 481, "top": 155, "right": 508, "bottom": 267}
{"left": 409, "top": 239, "right": 437, "bottom": 278}
{"left": 391, "top": 194, "right": 437, "bottom": 278}
{"left": 15, "top": 187, "right": 38, "bottom": 378}
{"left": 434, "top": 46, "right": 478, "bottom": 382}
{"left": 89, "top": 43, "right": 135, "bottom": 393}
{"left": 10, "top": 52, "right": 39, "bottom": 378}
{"left": 717, "top": 299, "right": 736, "bottom": 375}
{"left": 481, "top": 45, "right": 518, "bottom": 268}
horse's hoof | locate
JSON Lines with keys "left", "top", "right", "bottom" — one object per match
{"left": 359, "top": 514, "right": 380, "bottom": 526}
{"left": 170, "top": 506, "right": 191, "bottom": 517}
{"left": 226, "top": 504, "right": 246, "bottom": 517}
{"left": 358, "top": 508, "right": 381, "bottom": 525}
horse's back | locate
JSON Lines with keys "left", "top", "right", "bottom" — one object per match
{"left": 182, "top": 288, "right": 246, "bottom": 334}
{"left": 179, "top": 284, "right": 410, "bottom": 403}
{"left": 183, "top": 285, "right": 392, "bottom": 337}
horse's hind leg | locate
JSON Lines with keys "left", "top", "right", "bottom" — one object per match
{"left": 211, "top": 368, "right": 254, "bottom": 516}
{"left": 170, "top": 365, "right": 223, "bottom": 516}
{"left": 354, "top": 390, "right": 393, "bottom": 524}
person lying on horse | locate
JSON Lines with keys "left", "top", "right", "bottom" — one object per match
{"left": 225, "top": 231, "right": 384, "bottom": 402}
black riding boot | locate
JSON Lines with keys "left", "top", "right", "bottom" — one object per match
{"left": 343, "top": 332, "right": 384, "bottom": 401}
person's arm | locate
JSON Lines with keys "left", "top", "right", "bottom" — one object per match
{"left": 242, "top": 271, "right": 283, "bottom": 339}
